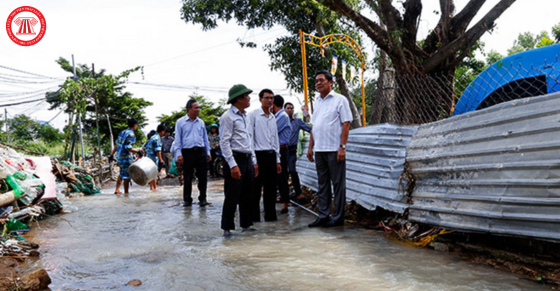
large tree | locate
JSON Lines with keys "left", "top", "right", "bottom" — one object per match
{"left": 181, "top": 0, "right": 367, "bottom": 127}
{"left": 182, "top": 0, "right": 517, "bottom": 125}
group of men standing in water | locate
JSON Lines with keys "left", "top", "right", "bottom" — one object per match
{"left": 111, "top": 69, "right": 352, "bottom": 237}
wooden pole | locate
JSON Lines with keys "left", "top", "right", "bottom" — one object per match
{"left": 92, "top": 63, "right": 102, "bottom": 161}
{"left": 300, "top": 30, "right": 310, "bottom": 116}
{"left": 361, "top": 65, "right": 366, "bottom": 126}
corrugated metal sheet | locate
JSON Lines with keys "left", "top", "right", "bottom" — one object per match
{"left": 407, "top": 92, "right": 560, "bottom": 241}
{"left": 297, "top": 123, "right": 418, "bottom": 213}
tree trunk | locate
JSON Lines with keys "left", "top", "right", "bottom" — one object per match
{"left": 335, "top": 71, "right": 362, "bottom": 129}
{"left": 393, "top": 70, "right": 455, "bottom": 124}
{"left": 369, "top": 50, "right": 399, "bottom": 125}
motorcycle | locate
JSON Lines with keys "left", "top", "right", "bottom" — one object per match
{"left": 213, "top": 150, "right": 226, "bottom": 178}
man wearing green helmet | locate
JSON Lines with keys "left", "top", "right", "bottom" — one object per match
{"left": 219, "top": 84, "right": 258, "bottom": 237}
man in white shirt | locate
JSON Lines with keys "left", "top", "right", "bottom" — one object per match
{"left": 307, "top": 70, "right": 353, "bottom": 228}
{"left": 248, "top": 89, "right": 282, "bottom": 222}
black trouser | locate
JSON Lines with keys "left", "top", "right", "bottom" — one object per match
{"left": 287, "top": 145, "right": 303, "bottom": 195}
{"left": 315, "top": 152, "right": 346, "bottom": 222}
{"left": 277, "top": 146, "right": 290, "bottom": 203}
{"left": 209, "top": 149, "right": 218, "bottom": 176}
{"left": 252, "top": 150, "right": 278, "bottom": 222}
{"left": 182, "top": 147, "right": 208, "bottom": 204}
{"left": 221, "top": 152, "right": 254, "bottom": 230}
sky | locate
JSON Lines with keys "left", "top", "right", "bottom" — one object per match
{"left": 1, "top": 0, "right": 559, "bottom": 134}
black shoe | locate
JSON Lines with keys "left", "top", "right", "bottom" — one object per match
{"left": 223, "top": 230, "right": 232, "bottom": 237}
{"left": 183, "top": 201, "right": 192, "bottom": 207}
{"left": 280, "top": 208, "right": 288, "bottom": 214}
{"left": 308, "top": 217, "right": 329, "bottom": 228}
{"left": 323, "top": 219, "right": 344, "bottom": 228}
{"left": 199, "top": 200, "right": 210, "bottom": 207}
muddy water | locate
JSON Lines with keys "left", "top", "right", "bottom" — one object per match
{"left": 29, "top": 179, "right": 544, "bottom": 291}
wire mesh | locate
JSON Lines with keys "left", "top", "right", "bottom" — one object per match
{"left": 369, "top": 57, "right": 560, "bottom": 125}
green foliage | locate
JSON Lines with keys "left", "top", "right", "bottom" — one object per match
{"left": 3, "top": 114, "right": 65, "bottom": 155}
{"left": 552, "top": 23, "right": 560, "bottom": 43}
{"left": 453, "top": 41, "right": 486, "bottom": 98}
{"left": 47, "top": 57, "right": 152, "bottom": 151}
{"left": 485, "top": 50, "right": 504, "bottom": 66}
{"left": 158, "top": 94, "right": 226, "bottom": 131}
{"left": 180, "top": 0, "right": 366, "bottom": 101}
{"left": 506, "top": 27, "right": 559, "bottom": 56}
{"left": 37, "top": 124, "right": 64, "bottom": 144}
{"left": 8, "top": 115, "right": 40, "bottom": 143}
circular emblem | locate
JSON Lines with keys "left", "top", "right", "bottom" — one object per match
{"left": 6, "top": 6, "right": 46, "bottom": 46}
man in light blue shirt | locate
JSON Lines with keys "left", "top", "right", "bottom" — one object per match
{"left": 284, "top": 102, "right": 311, "bottom": 199}
{"left": 175, "top": 99, "right": 211, "bottom": 207}
{"left": 272, "top": 95, "right": 292, "bottom": 214}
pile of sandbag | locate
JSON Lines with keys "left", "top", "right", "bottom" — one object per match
{"left": 0, "top": 148, "right": 47, "bottom": 208}
{"left": 52, "top": 161, "right": 100, "bottom": 195}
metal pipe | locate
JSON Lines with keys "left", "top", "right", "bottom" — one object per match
{"left": 290, "top": 199, "right": 319, "bottom": 217}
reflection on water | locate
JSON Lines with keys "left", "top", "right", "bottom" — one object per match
{"left": 29, "top": 180, "right": 544, "bottom": 291}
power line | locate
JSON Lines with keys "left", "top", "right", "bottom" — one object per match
{"left": 0, "top": 64, "right": 61, "bottom": 80}
{"left": 16, "top": 100, "right": 48, "bottom": 115}
{"left": 0, "top": 90, "right": 61, "bottom": 108}
{"left": 145, "top": 30, "right": 286, "bottom": 77}
{"left": 46, "top": 106, "right": 66, "bottom": 124}
{"left": 144, "top": 28, "right": 284, "bottom": 68}
{"left": 0, "top": 75, "right": 64, "bottom": 84}
{"left": 0, "top": 72, "right": 64, "bottom": 80}
{"left": 0, "top": 86, "right": 59, "bottom": 98}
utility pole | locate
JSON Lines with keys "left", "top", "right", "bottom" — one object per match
{"left": 72, "top": 54, "right": 86, "bottom": 164}
{"left": 106, "top": 114, "right": 114, "bottom": 153}
{"left": 4, "top": 109, "right": 7, "bottom": 143}
{"left": 92, "top": 63, "right": 102, "bottom": 162}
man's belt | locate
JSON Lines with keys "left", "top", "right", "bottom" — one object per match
{"left": 232, "top": 151, "right": 252, "bottom": 158}
{"left": 280, "top": 144, "right": 288, "bottom": 149}
{"left": 183, "top": 147, "right": 205, "bottom": 151}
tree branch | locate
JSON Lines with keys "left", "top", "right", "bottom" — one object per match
{"left": 402, "top": 0, "right": 424, "bottom": 56}
{"left": 379, "top": 0, "right": 403, "bottom": 38}
{"left": 439, "top": 0, "right": 453, "bottom": 42}
{"left": 422, "top": 0, "right": 516, "bottom": 73}
{"left": 451, "top": 0, "right": 486, "bottom": 35}
{"left": 449, "top": 42, "right": 476, "bottom": 68}
{"left": 320, "top": 0, "right": 391, "bottom": 53}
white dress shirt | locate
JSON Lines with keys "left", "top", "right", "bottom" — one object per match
{"left": 310, "top": 90, "right": 353, "bottom": 152}
{"left": 248, "top": 107, "right": 280, "bottom": 163}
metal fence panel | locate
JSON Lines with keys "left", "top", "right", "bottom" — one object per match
{"left": 297, "top": 123, "right": 418, "bottom": 213}
{"left": 408, "top": 92, "right": 560, "bottom": 241}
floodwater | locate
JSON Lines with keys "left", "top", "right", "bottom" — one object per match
{"left": 28, "top": 179, "right": 545, "bottom": 291}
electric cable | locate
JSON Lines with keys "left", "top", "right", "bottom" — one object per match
{"left": 0, "top": 75, "right": 64, "bottom": 84}
{"left": 0, "top": 64, "right": 61, "bottom": 79}
{"left": 144, "top": 28, "right": 284, "bottom": 68}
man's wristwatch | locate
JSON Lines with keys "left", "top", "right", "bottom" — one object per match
{"left": 340, "top": 144, "right": 347, "bottom": 149}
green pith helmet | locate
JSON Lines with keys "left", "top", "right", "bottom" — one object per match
{"left": 227, "top": 84, "right": 252, "bottom": 104}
